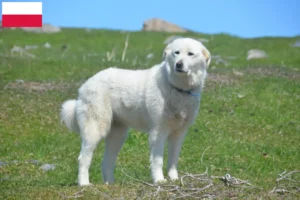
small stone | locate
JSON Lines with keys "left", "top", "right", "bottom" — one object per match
{"left": 0, "top": 161, "right": 7, "bottom": 167}
{"left": 16, "top": 79, "right": 25, "bottom": 84}
{"left": 44, "top": 42, "right": 51, "bottom": 48}
{"left": 40, "top": 164, "right": 56, "bottom": 171}
{"left": 197, "top": 38, "right": 209, "bottom": 43}
{"left": 232, "top": 69, "right": 244, "bottom": 76}
{"left": 292, "top": 40, "right": 300, "bottom": 47}
{"left": 12, "top": 160, "right": 19, "bottom": 164}
{"left": 146, "top": 53, "right": 154, "bottom": 59}
{"left": 0, "top": 175, "right": 9, "bottom": 182}
{"left": 211, "top": 55, "right": 229, "bottom": 66}
{"left": 21, "top": 24, "right": 61, "bottom": 34}
{"left": 27, "top": 159, "right": 40, "bottom": 165}
{"left": 24, "top": 45, "right": 38, "bottom": 50}
{"left": 247, "top": 49, "right": 267, "bottom": 60}
{"left": 11, "top": 45, "right": 24, "bottom": 53}
{"left": 237, "top": 94, "right": 245, "bottom": 98}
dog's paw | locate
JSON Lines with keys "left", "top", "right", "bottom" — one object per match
{"left": 168, "top": 169, "right": 179, "bottom": 181}
{"left": 154, "top": 178, "right": 167, "bottom": 184}
{"left": 104, "top": 181, "right": 115, "bottom": 185}
{"left": 79, "top": 182, "right": 93, "bottom": 187}
{"left": 169, "top": 176, "right": 179, "bottom": 181}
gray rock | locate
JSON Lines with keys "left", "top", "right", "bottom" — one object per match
{"left": 197, "top": 38, "right": 209, "bottom": 43}
{"left": 0, "top": 175, "right": 9, "bottom": 182}
{"left": 24, "top": 45, "right": 38, "bottom": 50}
{"left": 211, "top": 55, "right": 230, "bottom": 66}
{"left": 16, "top": 79, "right": 25, "bottom": 84}
{"left": 164, "top": 35, "right": 182, "bottom": 45}
{"left": 10, "top": 46, "right": 24, "bottom": 53}
{"left": 40, "top": 164, "right": 56, "bottom": 171}
{"left": 0, "top": 161, "right": 7, "bottom": 167}
{"left": 143, "top": 18, "right": 187, "bottom": 33}
{"left": 21, "top": 24, "right": 61, "bottom": 34}
{"left": 44, "top": 42, "right": 51, "bottom": 48}
{"left": 10, "top": 45, "right": 36, "bottom": 58}
{"left": 27, "top": 159, "right": 40, "bottom": 165}
{"left": 292, "top": 40, "right": 300, "bottom": 47}
{"left": 11, "top": 160, "right": 19, "bottom": 164}
{"left": 146, "top": 53, "right": 154, "bottom": 59}
{"left": 247, "top": 49, "right": 267, "bottom": 60}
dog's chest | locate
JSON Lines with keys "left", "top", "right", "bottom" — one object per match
{"left": 164, "top": 99, "right": 199, "bottom": 128}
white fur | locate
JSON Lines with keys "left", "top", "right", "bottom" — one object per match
{"left": 60, "top": 38, "right": 211, "bottom": 186}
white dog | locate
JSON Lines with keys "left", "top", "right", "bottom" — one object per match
{"left": 60, "top": 38, "right": 211, "bottom": 186}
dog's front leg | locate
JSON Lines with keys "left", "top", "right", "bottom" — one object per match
{"left": 148, "top": 130, "right": 168, "bottom": 184}
{"left": 167, "top": 130, "right": 187, "bottom": 181}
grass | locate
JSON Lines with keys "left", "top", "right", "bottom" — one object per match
{"left": 0, "top": 28, "right": 300, "bottom": 199}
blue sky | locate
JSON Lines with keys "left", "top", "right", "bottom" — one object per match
{"left": 1, "top": 0, "right": 300, "bottom": 38}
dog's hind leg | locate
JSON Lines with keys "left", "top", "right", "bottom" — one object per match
{"left": 102, "top": 122, "right": 128, "bottom": 184}
{"left": 77, "top": 108, "right": 112, "bottom": 186}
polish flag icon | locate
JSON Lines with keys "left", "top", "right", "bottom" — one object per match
{"left": 2, "top": 2, "right": 42, "bottom": 28}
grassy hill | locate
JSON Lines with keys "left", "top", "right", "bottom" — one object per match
{"left": 0, "top": 28, "right": 300, "bottom": 199}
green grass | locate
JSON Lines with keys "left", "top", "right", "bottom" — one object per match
{"left": 0, "top": 28, "right": 299, "bottom": 199}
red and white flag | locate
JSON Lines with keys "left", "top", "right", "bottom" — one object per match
{"left": 2, "top": 2, "right": 42, "bottom": 28}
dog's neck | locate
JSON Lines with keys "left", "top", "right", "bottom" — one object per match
{"left": 173, "top": 86, "right": 201, "bottom": 97}
{"left": 162, "top": 62, "right": 204, "bottom": 97}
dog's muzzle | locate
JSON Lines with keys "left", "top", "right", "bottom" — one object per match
{"left": 175, "top": 61, "right": 186, "bottom": 73}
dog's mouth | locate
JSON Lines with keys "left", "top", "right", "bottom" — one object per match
{"left": 175, "top": 68, "right": 188, "bottom": 73}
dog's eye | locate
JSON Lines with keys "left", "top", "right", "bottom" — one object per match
{"left": 174, "top": 51, "right": 180, "bottom": 55}
{"left": 188, "top": 52, "right": 194, "bottom": 56}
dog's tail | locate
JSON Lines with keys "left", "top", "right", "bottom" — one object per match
{"left": 60, "top": 100, "right": 80, "bottom": 134}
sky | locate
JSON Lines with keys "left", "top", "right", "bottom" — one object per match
{"left": 1, "top": 0, "right": 300, "bottom": 38}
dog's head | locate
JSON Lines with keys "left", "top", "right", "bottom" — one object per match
{"left": 163, "top": 38, "right": 211, "bottom": 91}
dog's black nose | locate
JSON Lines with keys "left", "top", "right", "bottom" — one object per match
{"left": 176, "top": 61, "right": 183, "bottom": 69}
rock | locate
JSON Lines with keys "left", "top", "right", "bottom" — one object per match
{"left": 197, "top": 38, "right": 209, "bottom": 43}
{"left": 24, "top": 45, "right": 38, "bottom": 50}
{"left": 143, "top": 18, "right": 187, "bottom": 33}
{"left": 163, "top": 35, "right": 183, "bottom": 45}
{"left": 27, "top": 159, "right": 40, "bottom": 165}
{"left": 292, "top": 40, "right": 300, "bottom": 47}
{"left": 237, "top": 94, "right": 245, "bottom": 98}
{"left": 146, "top": 53, "right": 154, "bottom": 59}
{"left": 211, "top": 55, "right": 230, "bottom": 66}
{"left": 0, "top": 175, "right": 9, "bottom": 182}
{"left": 232, "top": 69, "right": 244, "bottom": 76}
{"left": 247, "top": 49, "right": 267, "bottom": 60}
{"left": 40, "top": 164, "right": 56, "bottom": 171}
{"left": 11, "top": 46, "right": 24, "bottom": 53}
{"left": 21, "top": 24, "right": 61, "bottom": 34}
{"left": 16, "top": 79, "right": 25, "bottom": 84}
{"left": 0, "top": 161, "right": 7, "bottom": 167}
{"left": 44, "top": 42, "right": 51, "bottom": 48}
{"left": 10, "top": 45, "right": 36, "bottom": 58}
{"left": 11, "top": 160, "right": 19, "bottom": 164}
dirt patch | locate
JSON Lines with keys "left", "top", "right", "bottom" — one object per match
{"left": 246, "top": 67, "right": 300, "bottom": 80}
{"left": 207, "top": 73, "right": 238, "bottom": 84}
{"left": 4, "top": 81, "right": 81, "bottom": 92}
{"left": 205, "top": 72, "right": 241, "bottom": 90}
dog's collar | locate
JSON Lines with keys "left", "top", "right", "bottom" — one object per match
{"left": 174, "top": 87, "right": 201, "bottom": 97}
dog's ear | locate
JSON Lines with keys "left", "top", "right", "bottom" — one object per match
{"left": 162, "top": 45, "right": 171, "bottom": 60}
{"left": 202, "top": 48, "right": 211, "bottom": 68}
